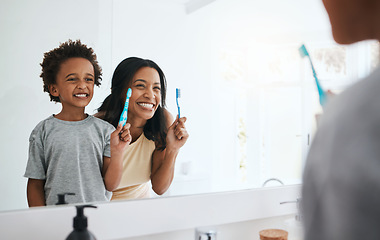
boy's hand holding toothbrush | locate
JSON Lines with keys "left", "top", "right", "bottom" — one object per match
{"left": 104, "top": 122, "right": 131, "bottom": 191}
{"left": 111, "top": 88, "right": 133, "bottom": 152}
{"left": 111, "top": 123, "right": 132, "bottom": 151}
{"left": 103, "top": 89, "right": 133, "bottom": 191}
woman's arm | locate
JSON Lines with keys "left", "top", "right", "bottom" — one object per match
{"left": 103, "top": 123, "right": 131, "bottom": 191}
{"left": 150, "top": 109, "right": 189, "bottom": 195}
{"left": 26, "top": 178, "right": 46, "bottom": 207}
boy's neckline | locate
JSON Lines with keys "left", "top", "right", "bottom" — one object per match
{"left": 52, "top": 113, "right": 89, "bottom": 122}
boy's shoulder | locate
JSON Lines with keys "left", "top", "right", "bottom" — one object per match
{"left": 29, "top": 115, "right": 115, "bottom": 142}
{"left": 29, "top": 115, "right": 56, "bottom": 142}
{"left": 31, "top": 115, "right": 55, "bottom": 131}
{"left": 31, "top": 115, "right": 114, "bottom": 133}
{"left": 90, "top": 115, "right": 115, "bottom": 128}
{"left": 89, "top": 115, "right": 116, "bottom": 136}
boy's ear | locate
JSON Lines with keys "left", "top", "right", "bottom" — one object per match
{"left": 49, "top": 85, "right": 59, "bottom": 97}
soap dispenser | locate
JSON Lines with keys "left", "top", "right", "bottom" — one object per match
{"left": 66, "top": 204, "right": 97, "bottom": 240}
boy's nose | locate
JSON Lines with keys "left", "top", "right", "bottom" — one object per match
{"left": 77, "top": 84, "right": 86, "bottom": 89}
{"left": 77, "top": 80, "right": 87, "bottom": 89}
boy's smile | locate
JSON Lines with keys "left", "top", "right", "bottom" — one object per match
{"left": 49, "top": 57, "right": 95, "bottom": 119}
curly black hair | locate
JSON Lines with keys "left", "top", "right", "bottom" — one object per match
{"left": 40, "top": 39, "right": 102, "bottom": 102}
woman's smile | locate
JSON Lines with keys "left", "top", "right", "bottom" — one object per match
{"left": 137, "top": 102, "right": 155, "bottom": 109}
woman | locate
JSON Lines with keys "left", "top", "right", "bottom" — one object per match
{"left": 96, "top": 57, "right": 189, "bottom": 200}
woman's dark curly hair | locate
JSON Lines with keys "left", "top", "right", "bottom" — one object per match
{"left": 97, "top": 57, "right": 168, "bottom": 149}
{"left": 40, "top": 39, "right": 102, "bottom": 102}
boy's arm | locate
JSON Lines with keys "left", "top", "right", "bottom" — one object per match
{"left": 26, "top": 178, "right": 45, "bottom": 207}
{"left": 103, "top": 123, "right": 131, "bottom": 191}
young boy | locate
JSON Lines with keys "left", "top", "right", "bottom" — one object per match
{"left": 24, "top": 40, "right": 131, "bottom": 206}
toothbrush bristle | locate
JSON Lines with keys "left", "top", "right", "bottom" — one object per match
{"left": 176, "top": 88, "right": 181, "bottom": 98}
{"left": 127, "top": 88, "right": 132, "bottom": 98}
{"left": 299, "top": 44, "right": 309, "bottom": 58}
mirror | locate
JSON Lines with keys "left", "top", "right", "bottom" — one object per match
{"left": 1, "top": 0, "right": 378, "bottom": 212}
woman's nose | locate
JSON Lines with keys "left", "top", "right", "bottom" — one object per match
{"left": 144, "top": 88, "right": 155, "bottom": 99}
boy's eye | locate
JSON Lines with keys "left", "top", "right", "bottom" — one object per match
{"left": 67, "top": 78, "right": 76, "bottom": 81}
{"left": 86, "top": 78, "right": 94, "bottom": 82}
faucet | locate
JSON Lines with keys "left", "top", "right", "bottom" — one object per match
{"left": 280, "top": 198, "right": 303, "bottom": 221}
{"left": 262, "top": 178, "right": 284, "bottom": 187}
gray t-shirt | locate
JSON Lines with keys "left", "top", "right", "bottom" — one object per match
{"left": 24, "top": 115, "right": 115, "bottom": 205}
{"left": 302, "top": 67, "right": 380, "bottom": 240}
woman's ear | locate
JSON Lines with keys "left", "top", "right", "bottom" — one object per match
{"left": 49, "top": 85, "right": 59, "bottom": 97}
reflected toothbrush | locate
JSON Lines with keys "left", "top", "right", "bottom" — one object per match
{"left": 119, "top": 88, "right": 132, "bottom": 126}
{"left": 176, "top": 88, "right": 181, "bottom": 118}
{"left": 299, "top": 44, "right": 327, "bottom": 107}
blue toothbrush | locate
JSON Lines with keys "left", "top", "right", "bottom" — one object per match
{"left": 118, "top": 88, "right": 132, "bottom": 126}
{"left": 299, "top": 44, "right": 327, "bottom": 107}
{"left": 176, "top": 88, "right": 181, "bottom": 118}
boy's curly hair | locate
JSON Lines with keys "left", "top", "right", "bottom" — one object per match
{"left": 40, "top": 39, "right": 102, "bottom": 102}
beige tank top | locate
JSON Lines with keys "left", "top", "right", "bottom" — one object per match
{"left": 112, "top": 133, "right": 155, "bottom": 200}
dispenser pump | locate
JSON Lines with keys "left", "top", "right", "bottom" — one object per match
{"left": 66, "top": 205, "right": 97, "bottom": 240}
{"left": 56, "top": 192, "right": 75, "bottom": 205}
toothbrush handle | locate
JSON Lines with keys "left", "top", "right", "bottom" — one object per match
{"left": 119, "top": 100, "right": 129, "bottom": 126}
{"left": 176, "top": 96, "right": 181, "bottom": 118}
{"left": 308, "top": 56, "right": 327, "bottom": 106}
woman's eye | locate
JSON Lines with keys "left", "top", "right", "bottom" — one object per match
{"left": 154, "top": 87, "right": 161, "bottom": 91}
{"left": 136, "top": 84, "right": 145, "bottom": 88}
{"left": 67, "top": 78, "right": 76, "bottom": 81}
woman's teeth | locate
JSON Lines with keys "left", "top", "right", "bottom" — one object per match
{"left": 75, "top": 94, "right": 87, "bottom": 97}
{"left": 138, "top": 103, "right": 154, "bottom": 108}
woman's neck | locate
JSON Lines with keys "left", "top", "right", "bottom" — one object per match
{"left": 128, "top": 116, "right": 147, "bottom": 143}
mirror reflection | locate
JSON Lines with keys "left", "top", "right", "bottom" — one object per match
{"left": 1, "top": 0, "right": 378, "bottom": 212}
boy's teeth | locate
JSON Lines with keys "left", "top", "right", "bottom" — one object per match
{"left": 75, "top": 94, "right": 87, "bottom": 97}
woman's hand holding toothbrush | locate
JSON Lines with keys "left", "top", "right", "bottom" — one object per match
{"left": 166, "top": 115, "right": 189, "bottom": 152}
